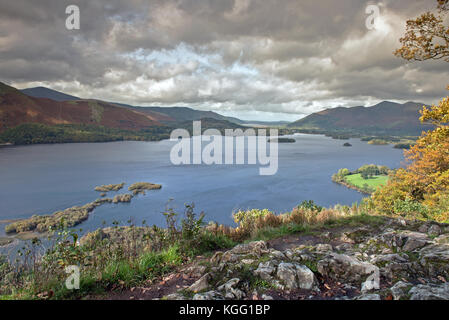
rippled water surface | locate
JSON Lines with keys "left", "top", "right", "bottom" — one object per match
{"left": 0, "top": 134, "right": 404, "bottom": 235}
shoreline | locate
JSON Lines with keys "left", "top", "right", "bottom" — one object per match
{"left": 332, "top": 179, "right": 372, "bottom": 195}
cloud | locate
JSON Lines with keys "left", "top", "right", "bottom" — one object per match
{"left": 0, "top": 0, "right": 447, "bottom": 121}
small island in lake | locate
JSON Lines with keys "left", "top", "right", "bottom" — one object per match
{"left": 332, "top": 164, "right": 392, "bottom": 194}
{"left": 5, "top": 181, "right": 162, "bottom": 235}
{"left": 268, "top": 137, "right": 296, "bottom": 143}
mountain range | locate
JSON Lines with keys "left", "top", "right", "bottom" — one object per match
{"left": 0, "top": 82, "right": 434, "bottom": 144}
{"left": 288, "top": 101, "right": 433, "bottom": 136}
{"left": 0, "top": 82, "right": 162, "bottom": 132}
{"left": 19, "top": 86, "right": 245, "bottom": 125}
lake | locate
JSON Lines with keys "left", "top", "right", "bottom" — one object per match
{"left": 0, "top": 134, "right": 405, "bottom": 237}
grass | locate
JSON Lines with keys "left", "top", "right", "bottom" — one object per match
{"left": 0, "top": 200, "right": 388, "bottom": 300}
{"left": 345, "top": 173, "right": 389, "bottom": 190}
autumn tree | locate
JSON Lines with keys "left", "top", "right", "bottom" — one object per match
{"left": 372, "top": 0, "right": 449, "bottom": 221}
{"left": 394, "top": 0, "right": 449, "bottom": 62}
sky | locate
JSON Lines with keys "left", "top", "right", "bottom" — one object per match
{"left": 0, "top": 0, "right": 448, "bottom": 121}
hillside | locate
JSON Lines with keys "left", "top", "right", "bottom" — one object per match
{"left": 288, "top": 101, "right": 434, "bottom": 136}
{"left": 0, "top": 82, "right": 163, "bottom": 133}
{"left": 20, "top": 87, "right": 80, "bottom": 101}
{"left": 20, "top": 86, "right": 244, "bottom": 125}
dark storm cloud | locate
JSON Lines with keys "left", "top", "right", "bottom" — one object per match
{"left": 0, "top": 0, "right": 447, "bottom": 119}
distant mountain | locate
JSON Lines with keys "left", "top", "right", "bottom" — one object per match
{"left": 288, "top": 101, "right": 433, "bottom": 136}
{"left": 20, "top": 86, "right": 288, "bottom": 126}
{"left": 20, "top": 86, "right": 80, "bottom": 101}
{"left": 114, "top": 104, "right": 244, "bottom": 125}
{"left": 0, "top": 82, "right": 163, "bottom": 132}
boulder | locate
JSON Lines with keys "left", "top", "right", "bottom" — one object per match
{"left": 188, "top": 273, "right": 211, "bottom": 293}
{"left": 428, "top": 224, "right": 441, "bottom": 237}
{"left": 409, "top": 283, "right": 449, "bottom": 300}
{"left": 390, "top": 281, "right": 412, "bottom": 300}
{"left": 419, "top": 245, "right": 449, "bottom": 277}
{"left": 276, "top": 262, "right": 318, "bottom": 290}
{"left": 193, "top": 291, "right": 224, "bottom": 300}
{"left": 254, "top": 261, "right": 276, "bottom": 281}
{"left": 218, "top": 278, "right": 246, "bottom": 299}
{"left": 354, "top": 293, "right": 381, "bottom": 300}
{"left": 317, "top": 253, "right": 379, "bottom": 285}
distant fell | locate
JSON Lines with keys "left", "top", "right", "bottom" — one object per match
{"left": 20, "top": 86, "right": 80, "bottom": 101}
{"left": 0, "top": 82, "right": 163, "bottom": 132}
{"left": 288, "top": 101, "right": 433, "bottom": 136}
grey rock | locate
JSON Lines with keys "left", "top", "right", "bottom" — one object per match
{"left": 268, "top": 249, "right": 286, "bottom": 260}
{"left": 188, "top": 273, "right": 211, "bottom": 293}
{"left": 409, "top": 283, "right": 449, "bottom": 300}
{"left": 218, "top": 278, "right": 246, "bottom": 299}
{"left": 418, "top": 224, "right": 430, "bottom": 234}
{"left": 276, "top": 262, "right": 318, "bottom": 290}
{"left": 315, "top": 244, "right": 333, "bottom": 253}
{"left": 354, "top": 294, "right": 381, "bottom": 300}
{"left": 254, "top": 261, "right": 276, "bottom": 281}
{"left": 230, "top": 241, "right": 268, "bottom": 256}
{"left": 435, "top": 234, "right": 449, "bottom": 244}
{"left": 419, "top": 245, "right": 449, "bottom": 277}
{"left": 371, "top": 254, "right": 408, "bottom": 265}
{"left": 390, "top": 281, "right": 412, "bottom": 300}
{"left": 317, "top": 253, "right": 379, "bottom": 284}
{"left": 164, "top": 293, "right": 186, "bottom": 300}
{"left": 428, "top": 224, "right": 441, "bottom": 237}
{"left": 193, "top": 290, "right": 224, "bottom": 300}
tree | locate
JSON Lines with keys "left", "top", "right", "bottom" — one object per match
{"left": 394, "top": 0, "right": 449, "bottom": 62}
{"left": 372, "top": 0, "right": 449, "bottom": 221}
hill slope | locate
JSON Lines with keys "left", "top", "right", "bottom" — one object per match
{"left": 0, "top": 82, "right": 162, "bottom": 132}
{"left": 20, "top": 86, "right": 244, "bottom": 125}
{"left": 20, "top": 87, "right": 80, "bottom": 101}
{"left": 288, "top": 101, "right": 433, "bottom": 136}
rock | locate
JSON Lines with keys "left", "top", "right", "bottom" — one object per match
{"left": 435, "top": 234, "right": 449, "bottom": 245}
{"left": 342, "top": 228, "right": 371, "bottom": 244}
{"left": 354, "top": 294, "right": 381, "bottom": 300}
{"left": 276, "top": 263, "right": 298, "bottom": 289}
{"left": 193, "top": 290, "right": 224, "bottom": 300}
{"left": 376, "top": 230, "right": 429, "bottom": 252}
{"left": 418, "top": 224, "right": 429, "bottom": 234}
{"left": 383, "top": 262, "right": 413, "bottom": 280}
{"left": 218, "top": 278, "right": 246, "bottom": 299}
{"left": 315, "top": 244, "right": 333, "bottom": 253}
{"left": 230, "top": 241, "right": 268, "bottom": 256}
{"left": 409, "top": 283, "right": 449, "bottom": 300}
{"left": 261, "top": 294, "right": 274, "bottom": 300}
{"left": 184, "top": 265, "right": 207, "bottom": 278}
{"left": 428, "top": 225, "right": 441, "bottom": 237}
{"left": 335, "top": 243, "right": 353, "bottom": 252}
{"left": 268, "top": 249, "right": 286, "bottom": 260}
{"left": 419, "top": 245, "right": 449, "bottom": 277}
{"left": 403, "top": 238, "right": 428, "bottom": 252}
{"left": 188, "top": 273, "right": 211, "bottom": 293}
{"left": 241, "top": 259, "right": 255, "bottom": 265}
{"left": 276, "top": 262, "right": 318, "bottom": 290}
{"left": 164, "top": 293, "right": 186, "bottom": 300}
{"left": 390, "top": 281, "right": 412, "bottom": 300}
{"left": 361, "top": 278, "right": 379, "bottom": 292}
{"left": 371, "top": 254, "right": 408, "bottom": 265}
{"left": 317, "top": 253, "right": 379, "bottom": 284}
{"left": 254, "top": 261, "right": 276, "bottom": 281}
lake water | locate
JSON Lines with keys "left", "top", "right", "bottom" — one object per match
{"left": 0, "top": 134, "right": 405, "bottom": 237}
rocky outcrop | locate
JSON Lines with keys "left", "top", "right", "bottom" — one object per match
{"left": 161, "top": 217, "right": 449, "bottom": 300}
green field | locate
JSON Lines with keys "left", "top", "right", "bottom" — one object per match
{"left": 345, "top": 174, "right": 389, "bottom": 191}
